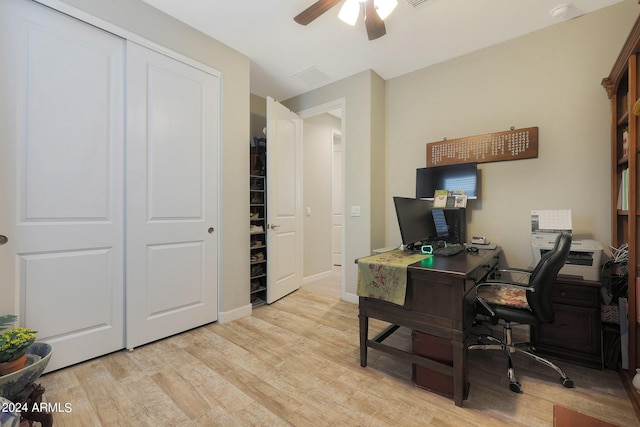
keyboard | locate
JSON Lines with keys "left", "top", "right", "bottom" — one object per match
{"left": 432, "top": 244, "right": 465, "bottom": 257}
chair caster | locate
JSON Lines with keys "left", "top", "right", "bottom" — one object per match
{"left": 561, "top": 377, "right": 574, "bottom": 388}
{"left": 509, "top": 381, "right": 522, "bottom": 393}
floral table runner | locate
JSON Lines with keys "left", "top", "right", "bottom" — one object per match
{"left": 357, "top": 249, "right": 431, "bottom": 305}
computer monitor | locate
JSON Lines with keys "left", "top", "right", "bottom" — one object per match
{"left": 416, "top": 163, "right": 478, "bottom": 200}
{"left": 393, "top": 197, "right": 438, "bottom": 250}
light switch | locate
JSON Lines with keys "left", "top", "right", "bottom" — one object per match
{"left": 306, "top": 206, "right": 312, "bottom": 216}
{"left": 351, "top": 206, "right": 361, "bottom": 217}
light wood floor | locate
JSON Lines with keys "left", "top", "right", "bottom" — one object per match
{"left": 37, "top": 270, "right": 639, "bottom": 426}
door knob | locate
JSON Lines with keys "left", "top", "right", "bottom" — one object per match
{"left": 208, "top": 227, "right": 215, "bottom": 234}
{"left": 269, "top": 224, "right": 280, "bottom": 230}
{"left": 0, "top": 235, "right": 6, "bottom": 245}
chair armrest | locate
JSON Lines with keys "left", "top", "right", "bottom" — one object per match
{"left": 489, "top": 268, "right": 532, "bottom": 285}
{"left": 475, "top": 292, "right": 495, "bottom": 317}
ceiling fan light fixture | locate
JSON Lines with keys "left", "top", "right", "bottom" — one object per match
{"left": 338, "top": 0, "right": 361, "bottom": 26}
{"left": 374, "top": 0, "right": 398, "bottom": 20}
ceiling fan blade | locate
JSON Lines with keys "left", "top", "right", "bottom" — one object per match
{"left": 364, "top": 0, "right": 386, "bottom": 40}
{"left": 294, "top": 0, "right": 343, "bottom": 25}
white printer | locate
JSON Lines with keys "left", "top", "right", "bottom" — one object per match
{"left": 529, "top": 210, "right": 603, "bottom": 281}
{"left": 531, "top": 232, "right": 603, "bottom": 281}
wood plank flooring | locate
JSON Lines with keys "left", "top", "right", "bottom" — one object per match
{"left": 37, "top": 273, "right": 638, "bottom": 426}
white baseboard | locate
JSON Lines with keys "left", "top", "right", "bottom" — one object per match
{"left": 343, "top": 292, "right": 358, "bottom": 304}
{"left": 303, "top": 270, "right": 334, "bottom": 284}
{"left": 217, "top": 302, "right": 252, "bottom": 324}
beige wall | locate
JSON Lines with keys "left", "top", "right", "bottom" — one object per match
{"left": 386, "top": 1, "right": 638, "bottom": 268}
{"left": 370, "top": 72, "right": 387, "bottom": 253}
{"left": 250, "top": 93, "right": 267, "bottom": 140}
{"left": 56, "top": 0, "right": 251, "bottom": 316}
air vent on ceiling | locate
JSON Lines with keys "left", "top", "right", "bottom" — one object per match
{"left": 406, "top": 0, "right": 439, "bottom": 10}
{"left": 292, "top": 66, "right": 331, "bottom": 87}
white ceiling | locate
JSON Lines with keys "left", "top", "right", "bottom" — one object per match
{"left": 141, "top": 0, "right": 623, "bottom": 100}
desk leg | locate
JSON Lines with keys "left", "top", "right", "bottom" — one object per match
{"left": 452, "top": 340, "right": 468, "bottom": 407}
{"left": 452, "top": 341, "right": 463, "bottom": 407}
{"left": 359, "top": 313, "right": 368, "bottom": 367}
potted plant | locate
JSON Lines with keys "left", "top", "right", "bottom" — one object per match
{"left": 0, "top": 315, "right": 37, "bottom": 376}
{"left": 0, "top": 317, "right": 51, "bottom": 402}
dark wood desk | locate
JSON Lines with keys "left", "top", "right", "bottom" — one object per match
{"left": 358, "top": 247, "right": 501, "bottom": 407}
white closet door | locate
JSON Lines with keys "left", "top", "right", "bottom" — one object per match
{"left": 126, "top": 42, "right": 219, "bottom": 349}
{"left": 0, "top": 0, "right": 125, "bottom": 371}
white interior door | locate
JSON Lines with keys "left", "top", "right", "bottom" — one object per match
{"left": 0, "top": 0, "right": 125, "bottom": 371}
{"left": 266, "top": 97, "right": 303, "bottom": 303}
{"left": 125, "top": 42, "right": 219, "bottom": 349}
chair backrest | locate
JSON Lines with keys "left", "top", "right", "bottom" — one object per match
{"left": 526, "top": 232, "right": 572, "bottom": 323}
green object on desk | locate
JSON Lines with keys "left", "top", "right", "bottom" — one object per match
{"left": 357, "top": 249, "right": 431, "bottom": 305}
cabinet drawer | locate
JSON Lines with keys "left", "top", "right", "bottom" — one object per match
{"left": 551, "top": 278, "right": 600, "bottom": 308}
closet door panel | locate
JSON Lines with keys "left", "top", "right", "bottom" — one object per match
{"left": 0, "top": 0, "right": 125, "bottom": 371}
{"left": 126, "top": 42, "right": 219, "bottom": 349}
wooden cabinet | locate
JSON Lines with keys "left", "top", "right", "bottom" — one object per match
{"left": 531, "top": 276, "right": 602, "bottom": 369}
{"left": 602, "top": 13, "right": 640, "bottom": 407}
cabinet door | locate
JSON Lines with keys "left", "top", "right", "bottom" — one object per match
{"left": 534, "top": 304, "right": 601, "bottom": 356}
{"left": 0, "top": 0, "right": 125, "bottom": 371}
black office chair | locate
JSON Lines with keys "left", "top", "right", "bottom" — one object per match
{"left": 469, "top": 231, "right": 574, "bottom": 393}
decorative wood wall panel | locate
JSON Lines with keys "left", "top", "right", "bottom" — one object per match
{"left": 426, "top": 126, "right": 538, "bottom": 167}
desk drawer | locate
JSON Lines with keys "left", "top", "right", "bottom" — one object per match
{"left": 468, "top": 256, "right": 500, "bottom": 287}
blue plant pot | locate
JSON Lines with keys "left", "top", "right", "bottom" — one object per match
{"left": 0, "top": 342, "right": 52, "bottom": 402}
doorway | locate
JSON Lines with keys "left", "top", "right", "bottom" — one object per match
{"left": 299, "top": 100, "right": 346, "bottom": 299}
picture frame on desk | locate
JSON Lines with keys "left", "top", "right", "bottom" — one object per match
{"left": 454, "top": 194, "right": 467, "bottom": 208}
{"left": 433, "top": 189, "right": 448, "bottom": 208}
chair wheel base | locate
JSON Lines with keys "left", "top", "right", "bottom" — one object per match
{"left": 509, "top": 382, "right": 522, "bottom": 393}
{"left": 561, "top": 377, "right": 574, "bottom": 388}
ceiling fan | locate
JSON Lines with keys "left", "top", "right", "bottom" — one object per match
{"left": 294, "top": 0, "right": 398, "bottom": 41}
